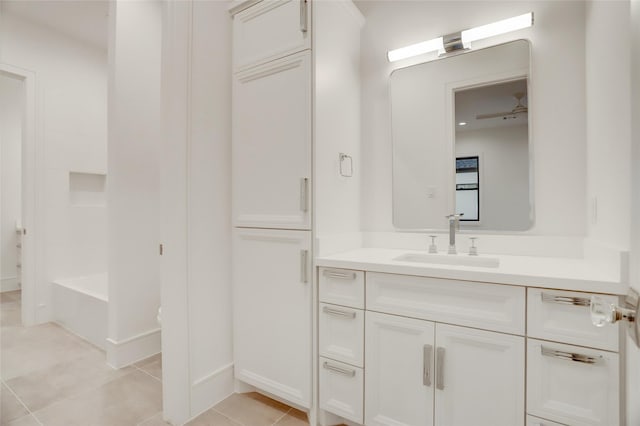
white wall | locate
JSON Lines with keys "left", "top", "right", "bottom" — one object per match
{"left": 456, "top": 124, "right": 529, "bottom": 231}
{"left": 106, "top": 0, "right": 161, "bottom": 367}
{"left": 314, "top": 0, "right": 363, "bottom": 254}
{"left": 0, "top": 11, "right": 107, "bottom": 322}
{"left": 627, "top": 0, "right": 640, "bottom": 423}
{"left": 0, "top": 75, "right": 22, "bottom": 292}
{"left": 160, "top": 1, "right": 234, "bottom": 423}
{"left": 585, "top": 1, "right": 631, "bottom": 251}
{"left": 360, "top": 1, "right": 587, "bottom": 236}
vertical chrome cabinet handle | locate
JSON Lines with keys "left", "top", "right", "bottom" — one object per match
{"left": 436, "top": 347, "right": 445, "bottom": 390}
{"left": 423, "top": 344, "right": 433, "bottom": 386}
{"left": 300, "top": 178, "right": 309, "bottom": 212}
{"left": 299, "top": 0, "right": 308, "bottom": 33}
{"left": 300, "top": 249, "right": 308, "bottom": 283}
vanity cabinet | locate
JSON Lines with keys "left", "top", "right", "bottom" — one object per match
{"left": 526, "top": 288, "right": 620, "bottom": 426}
{"left": 317, "top": 267, "right": 622, "bottom": 426}
{"left": 364, "top": 312, "right": 524, "bottom": 426}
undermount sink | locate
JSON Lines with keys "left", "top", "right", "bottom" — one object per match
{"left": 393, "top": 253, "right": 500, "bottom": 268}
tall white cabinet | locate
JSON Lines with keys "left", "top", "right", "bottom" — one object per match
{"left": 233, "top": 228, "right": 311, "bottom": 407}
{"left": 230, "top": 0, "right": 363, "bottom": 413}
{"left": 232, "top": 51, "right": 312, "bottom": 230}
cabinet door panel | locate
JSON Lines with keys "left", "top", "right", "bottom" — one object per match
{"left": 233, "top": 228, "right": 312, "bottom": 408}
{"left": 233, "top": 51, "right": 311, "bottom": 230}
{"left": 233, "top": 0, "right": 310, "bottom": 71}
{"left": 434, "top": 324, "right": 525, "bottom": 426}
{"left": 527, "top": 339, "right": 619, "bottom": 426}
{"left": 365, "top": 311, "right": 435, "bottom": 426}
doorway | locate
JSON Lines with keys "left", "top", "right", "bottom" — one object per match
{"left": 0, "top": 65, "right": 37, "bottom": 327}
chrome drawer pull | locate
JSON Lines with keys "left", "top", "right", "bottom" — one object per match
{"left": 541, "top": 346, "right": 603, "bottom": 365}
{"left": 323, "top": 361, "right": 355, "bottom": 377}
{"left": 322, "top": 269, "right": 356, "bottom": 280}
{"left": 322, "top": 306, "right": 356, "bottom": 319}
{"left": 541, "top": 293, "right": 590, "bottom": 307}
{"left": 423, "top": 344, "right": 433, "bottom": 387}
{"left": 436, "top": 347, "right": 445, "bottom": 390}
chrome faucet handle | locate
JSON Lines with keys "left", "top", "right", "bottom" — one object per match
{"left": 445, "top": 213, "right": 464, "bottom": 230}
{"left": 428, "top": 235, "right": 438, "bottom": 254}
{"left": 468, "top": 237, "right": 478, "bottom": 256}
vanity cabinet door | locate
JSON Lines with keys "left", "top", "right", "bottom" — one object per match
{"left": 527, "top": 339, "right": 620, "bottom": 426}
{"left": 434, "top": 324, "right": 525, "bottom": 426}
{"left": 233, "top": 51, "right": 311, "bottom": 230}
{"left": 232, "top": 0, "right": 310, "bottom": 71}
{"left": 365, "top": 311, "right": 435, "bottom": 426}
{"left": 232, "top": 228, "right": 312, "bottom": 408}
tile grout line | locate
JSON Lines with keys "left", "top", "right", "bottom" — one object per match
{"left": 132, "top": 364, "right": 163, "bottom": 383}
{"left": 271, "top": 407, "right": 293, "bottom": 426}
{"left": 135, "top": 410, "right": 164, "bottom": 426}
{"left": 14, "top": 363, "right": 144, "bottom": 421}
{"left": 2, "top": 378, "right": 44, "bottom": 425}
{"left": 211, "top": 407, "right": 245, "bottom": 426}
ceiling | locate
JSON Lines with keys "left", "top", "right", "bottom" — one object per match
{"left": 455, "top": 78, "right": 528, "bottom": 132}
{"left": 1, "top": 0, "right": 109, "bottom": 49}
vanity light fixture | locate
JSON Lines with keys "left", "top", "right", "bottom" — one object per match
{"left": 458, "top": 122, "right": 467, "bottom": 126}
{"left": 387, "top": 12, "right": 533, "bottom": 63}
{"left": 387, "top": 36, "right": 444, "bottom": 62}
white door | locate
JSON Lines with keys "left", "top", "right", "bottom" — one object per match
{"left": 232, "top": 228, "right": 311, "bottom": 408}
{"left": 232, "top": 51, "right": 311, "bottom": 230}
{"left": 434, "top": 324, "right": 525, "bottom": 426}
{"left": 232, "top": 0, "right": 310, "bottom": 71}
{"left": 365, "top": 311, "right": 435, "bottom": 426}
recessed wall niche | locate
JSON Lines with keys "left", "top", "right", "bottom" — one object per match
{"left": 69, "top": 172, "right": 106, "bottom": 206}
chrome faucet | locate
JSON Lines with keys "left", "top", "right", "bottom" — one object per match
{"left": 446, "top": 213, "right": 463, "bottom": 254}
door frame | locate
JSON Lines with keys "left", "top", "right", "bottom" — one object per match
{"left": 0, "top": 63, "right": 40, "bottom": 326}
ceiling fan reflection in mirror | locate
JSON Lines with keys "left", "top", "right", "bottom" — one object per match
{"left": 476, "top": 92, "right": 528, "bottom": 120}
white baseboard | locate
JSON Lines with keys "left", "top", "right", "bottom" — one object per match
{"left": 236, "top": 368, "right": 309, "bottom": 410}
{"left": 106, "top": 328, "right": 161, "bottom": 369}
{"left": 189, "top": 362, "right": 235, "bottom": 419}
{"left": 1, "top": 276, "right": 20, "bottom": 292}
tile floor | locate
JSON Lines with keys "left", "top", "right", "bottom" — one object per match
{"left": 0, "top": 290, "right": 310, "bottom": 426}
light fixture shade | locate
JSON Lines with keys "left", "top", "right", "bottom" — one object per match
{"left": 386, "top": 12, "right": 533, "bottom": 63}
{"left": 461, "top": 12, "right": 533, "bottom": 44}
{"left": 387, "top": 37, "right": 444, "bottom": 62}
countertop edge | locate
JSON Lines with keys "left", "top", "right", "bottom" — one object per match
{"left": 315, "top": 257, "right": 628, "bottom": 295}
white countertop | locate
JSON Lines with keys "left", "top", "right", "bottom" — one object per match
{"left": 316, "top": 248, "right": 629, "bottom": 295}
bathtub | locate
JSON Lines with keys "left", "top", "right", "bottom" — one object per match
{"left": 52, "top": 274, "right": 108, "bottom": 350}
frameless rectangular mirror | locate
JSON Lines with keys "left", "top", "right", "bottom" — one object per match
{"left": 391, "top": 39, "right": 532, "bottom": 231}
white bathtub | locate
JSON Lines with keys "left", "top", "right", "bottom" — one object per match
{"left": 52, "top": 274, "right": 108, "bottom": 350}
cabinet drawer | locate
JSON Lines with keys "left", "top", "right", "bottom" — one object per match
{"left": 366, "top": 272, "right": 525, "bottom": 335}
{"left": 319, "top": 357, "right": 363, "bottom": 424}
{"left": 527, "top": 288, "right": 619, "bottom": 351}
{"left": 526, "top": 415, "right": 567, "bottom": 426}
{"left": 319, "top": 268, "right": 365, "bottom": 309}
{"left": 233, "top": 0, "right": 311, "bottom": 71}
{"left": 527, "top": 339, "right": 620, "bottom": 426}
{"left": 319, "top": 303, "right": 364, "bottom": 367}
